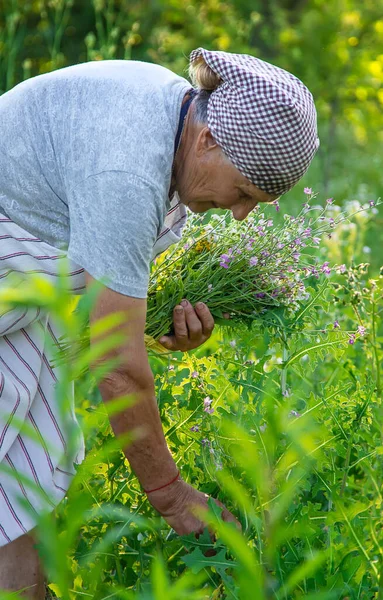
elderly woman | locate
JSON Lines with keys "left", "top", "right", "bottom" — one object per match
{"left": 0, "top": 47, "right": 319, "bottom": 597}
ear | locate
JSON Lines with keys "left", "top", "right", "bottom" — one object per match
{"left": 195, "top": 126, "right": 219, "bottom": 157}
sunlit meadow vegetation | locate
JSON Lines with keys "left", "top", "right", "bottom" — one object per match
{"left": 0, "top": 193, "right": 381, "bottom": 599}
{"left": 0, "top": 1, "right": 382, "bottom": 598}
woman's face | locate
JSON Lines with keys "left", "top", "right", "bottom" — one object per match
{"left": 175, "top": 119, "right": 277, "bottom": 221}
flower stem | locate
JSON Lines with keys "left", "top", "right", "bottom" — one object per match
{"left": 372, "top": 297, "right": 382, "bottom": 396}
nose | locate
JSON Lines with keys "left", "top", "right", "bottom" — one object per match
{"left": 231, "top": 203, "right": 256, "bottom": 221}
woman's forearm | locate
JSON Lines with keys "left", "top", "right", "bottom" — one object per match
{"left": 99, "top": 374, "right": 178, "bottom": 491}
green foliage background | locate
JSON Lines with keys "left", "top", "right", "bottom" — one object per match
{"left": 1, "top": 0, "right": 382, "bottom": 262}
{"left": 0, "top": 1, "right": 383, "bottom": 599}
{"left": 1, "top": 0, "right": 382, "bottom": 199}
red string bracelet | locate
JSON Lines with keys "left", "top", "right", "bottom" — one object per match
{"left": 144, "top": 471, "right": 180, "bottom": 494}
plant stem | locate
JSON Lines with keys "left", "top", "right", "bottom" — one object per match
{"left": 280, "top": 332, "right": 289, "bottom": 397}
{"left": 340, "top": 438, "right": 353, "bottom": 496}
{"left": 372, "top": 298, "right": 382, "bottom": 396}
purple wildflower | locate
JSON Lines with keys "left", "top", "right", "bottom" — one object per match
{"left": 304, "top": 187, "right": 312, "bottom": 195}
{"left": 312, "top": 237, "right": 321, "bottom": 245}
{"left": 277, "top": 242, "right": 285, "bottom": 250}
{"left": 303, "top": 228, "right": 312, "bottom": 237}
{"left": 326, "top": 198, "right": 334, "bottom": 204}
{"left": 349, "top": 334, "right": 356, "bottom": 345}
{"left": 289, "top": 410, "right": 301, "bottom": 417}
{"left": 333, "top": 320, "right": 340, "bottom": 329}
{"left": 337, "top": 264, "right": 347, "bottom": 274}
{"left": 219, "top": 253, "right": 232, "bottom": 268}
{"left": 203, "top": 397, "right": 214, "bottom": 414}
{"left": 273, "top": 200, "right": 280, "bottom": 212}
{"left": 249, "top": 256, "right": 259, "bottom": 266}
{"left": 321, "top": 262, "right": 331, "bottom": 275}
{"left": 357, "top": 325, "right": 366, "bottom": 336}
{"left": 191, "top": 371, "right": 199, "bottom": 378}
{"left": 229, "top": 340, "right": 236, "bottom": 348}
{"left": 267, "top": 219, "right": 273, "bottom": 227}
{"left": 369, "top": 201, "right": 375, "bottom": 207}
{"left": 190, "top": 425, "right": 200, "bottom": 432}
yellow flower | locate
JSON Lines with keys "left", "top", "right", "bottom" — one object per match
{"left": 194, "top": 238, "right": 211, "bottom": 253}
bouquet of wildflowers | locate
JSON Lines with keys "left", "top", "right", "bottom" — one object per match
{"left": 55, "top": 191, "right": 379, "bottom": 366}
{"left": 146, "top": 192, "right": 380, "bottom": 341}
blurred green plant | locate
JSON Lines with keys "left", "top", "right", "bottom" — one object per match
{"left": 0, "top": 1, "right": 383, "bottom": 598}
{"left": 1, "top": 202, "right": 381, "bottom": 597}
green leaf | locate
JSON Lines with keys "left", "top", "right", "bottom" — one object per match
{"left": 181, "top": 547, "right": 237, "bottom": 574}
{"left": 280, "top": 550, "right": 329, "bottom": 595}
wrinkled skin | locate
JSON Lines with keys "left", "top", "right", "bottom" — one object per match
{"left": 159, "top": 299, "right": 215, "bottom": 351}
{"left": 147, "top": 478, "right": 241, "bottom": 537}
{"left": 170, "top": 97, "right": 277, "bottom": 221}
{"left": 162, "top": 96, "right": 278, "bottom": 352}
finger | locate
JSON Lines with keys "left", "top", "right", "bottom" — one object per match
{"left": 221, "top": 508, "right": 242, "bottom": 531}
{"left": 181, "top": 300, "right": 203, "bottom": 341}
{"left": 213, "top": 499, "right": 242, "bottom": 530}
{"left": 193, "top": 522, "right": 206, "bottom": 537}
{"left": 158, "top": 335, "right": 177, "bottom": 350}
{"left": 171, "top": 305, "right": 190, "bottom": 350}
{"left": 207, "top": 526, "right": 217, "bottom": 544}
{"left": 195, "top": 302, "right": 215, "bottom": 337}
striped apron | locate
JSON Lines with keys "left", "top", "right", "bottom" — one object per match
{"left": 0, "top": 195, "right": 186, "bottom": 546}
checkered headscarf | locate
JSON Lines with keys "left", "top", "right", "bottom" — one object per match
{"left": 189, "top": 47, "right": 320, "bottom": 196}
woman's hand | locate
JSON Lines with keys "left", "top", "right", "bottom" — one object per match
{"left": 158, "top": 300, "right": 214, "bottom": 351}
{"left": 147, "top": 479, "right": 240, "bottom": 536}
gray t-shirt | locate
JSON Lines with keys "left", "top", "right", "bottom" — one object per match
{"left": 0, "top": 60, "right": 191, "bottom": 297}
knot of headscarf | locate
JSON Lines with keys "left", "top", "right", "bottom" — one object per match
{"left": 189, "top": 47, "right": 320, "bottom": 196}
